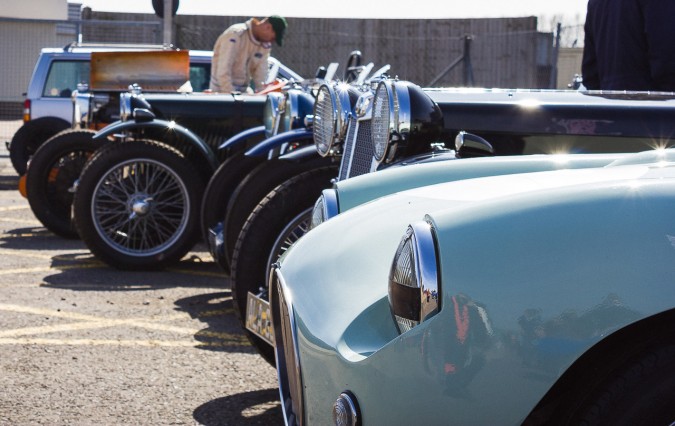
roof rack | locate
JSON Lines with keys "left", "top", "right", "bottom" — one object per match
{"left": 62, "top": 42, "right": 177, "bottom": 52}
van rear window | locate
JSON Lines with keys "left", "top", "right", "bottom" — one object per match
{"left": 42, "top": 60, "right": 90, "bottom": 98}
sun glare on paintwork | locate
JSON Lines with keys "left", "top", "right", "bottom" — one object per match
{"left": 517, "top": 98, "right": 541, "bottom": 109}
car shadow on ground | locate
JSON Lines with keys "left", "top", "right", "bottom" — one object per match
{"left": 0, "top": 225, "right": 226, "bottom": 290}
{"left": 0, "top": 224, "right": 257, "bottom": 357}
{"left": 1, "top": 226, "right": 89, "bottom": 251}
{"left": 193, "top": 388, "right": 283, "bottom": 425}
{"left": 174, "top": 291, "right": 257, "bottom": 355}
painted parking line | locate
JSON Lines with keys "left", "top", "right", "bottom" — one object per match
{"left": 0, "top": 303, "right": 249, "bottom": 347}
{"left": 0, "top": 217, "right": 39, "bottom": 225}
{"left": 0, "top": 205, "right": 30, "bottom": 212}
{"left": 0, "top": 338, "right": 203, "bottom": 348}
{"left": 0, "top": 266, "right": 52, "bottom": 275}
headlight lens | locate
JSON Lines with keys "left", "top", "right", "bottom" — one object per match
{"left": 313, "top": 84, "right": 338, "bottom": 156}
{"left": 309, "top": 189, "right": 339, "bottom": 229}
{"left": 388, "top": 220, "right": 440, "bottom": 334}
{"left": 314, "top": 82, "right": 362, "bottom": 157}
{"left": 372, "top": 81, "right": 394, "bottom": 162}
{"left": 263, "top": 92, "right": 285, "bottom": 138}
{"left": 281, "top": 90, "right": 315, "bottom": 133}
{"left": 371, "top": 80, "right": 412, "bottom": 163}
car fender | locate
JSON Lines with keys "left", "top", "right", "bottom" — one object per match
{"left": 217, "top": 125, "right": 266, "bottom": 151}
{"left": 244, "top": 128, "right": 312, "bottom": 157}
{"left": 277, "top": 144, "right": 321, "bottom": 162}
{"left": 278, "top": 161, "right": 675, "bottom": 424}
{"left": 93, "top": 119, "right": 219, "bottom": 171}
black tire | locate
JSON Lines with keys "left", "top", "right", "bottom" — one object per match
{"left": 573, "top": 343, "right": 675, "bottom": 425}
{"left": 9, "top": 117, "right": 70, "bottom": 175}
{"left": 221, "top": 154, "right": 334, "bottom": 272}
{"left": 73, "top": 140, "right": 206, "bottom": 270}
{"left": 25, "top": 129, "right": 103, "bottom": 239}
{"left": 199, "top": 151, "right": 265, "bottom": 272}
{"left": 230, "top": 166, "right": 338, "bottom": 365}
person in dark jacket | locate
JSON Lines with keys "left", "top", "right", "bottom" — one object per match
{"left": 582, "top": 0, "right": 675, "bottom": 91}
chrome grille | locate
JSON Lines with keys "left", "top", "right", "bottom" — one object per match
{"left": 347, "top": 119, "right": 373, "bottom": 179}
{"left": 337, "top": 118, "right": 374, "bottom": 181}
{"left": 271, "top": 268, "right": 303, "bottom": 426}
{"left": 337, "top": 116, "right": 358, "bottom": 181}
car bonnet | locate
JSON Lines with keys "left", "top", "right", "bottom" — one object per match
{"left": 277, "top": 158, "right": 675, "bottom": 355}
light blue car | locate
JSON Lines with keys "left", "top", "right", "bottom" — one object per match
{"left": 270, "top": 148, "right": 675, "bottom": 425}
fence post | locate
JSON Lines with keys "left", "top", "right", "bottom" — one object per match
{"left": 549, "top": 22, "right": 561, "bottom": 89}
{"left": 427, "top": 34, "right": 475, "bottom": 87}
{"left": 163, "top": 0, "right": 172, "bottom": 46}
{"left": 463, "top": 35, "right": 475, "bottom": 87}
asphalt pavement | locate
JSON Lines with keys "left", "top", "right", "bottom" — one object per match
{"left": 0, "top": 120, "right": 283, "bottom": 425}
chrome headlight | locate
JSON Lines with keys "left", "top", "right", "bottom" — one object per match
{"left": 372, "top": 80, "right": 444, "bottom": 164}
{"left": 313, "top": 82, "right": 362, "bottom": 157}
{"left": 280, "top": 90, "right": 315, "bottom": 133}
{"left": 310, "top": 189, "right": 339, "bottom": 229}
{"left": 263, "top": 92, "right": 285, "bottom": 138}
{"left": 388, "top": 219, "right": 440, "bottom": 334}
{"left": 371, "top": 80, "right": 411, "bottom": 163}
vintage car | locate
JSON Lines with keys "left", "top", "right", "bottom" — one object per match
{"left": 201, "top": 56, "right": 380, "bottom": 272}
{"left": 308, "top": 84, "right": 675, "bottom": 227}
{"left": 8, "top": 42, "right": 213, "bottom": 176}
{"left": 23, "top": 50, "right": 300, "bottom": 241}
{"left": 270, "top": 148, "right": 675, "bottom": 425}
{"left": 235, "top": 83, "right": 675, "bottom": 365}
{"left": 66, "top": 55, "right": 366, "bottom": 271}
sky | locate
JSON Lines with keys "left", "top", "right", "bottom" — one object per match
{"left": 70, "top": 0, "right": 588, "bottom": 29}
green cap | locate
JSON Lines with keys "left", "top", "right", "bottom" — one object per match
{"left": 268, "top": 15, "right": 287, "bottom": 46}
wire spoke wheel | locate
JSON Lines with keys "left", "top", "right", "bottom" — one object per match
{"left": 266, "top": 208, "right": 312, "bottom": 270}
{"left": 230, "top": 166, "right": 338, "bottom": 365}
{"left": 92, "top": 158, "right": 190, "bottom": 256}
{"left": 73, "top": 140, "right": 204, "bottom": 270}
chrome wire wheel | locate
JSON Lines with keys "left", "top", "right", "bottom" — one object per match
{"left": 266, "top": 207, "right": 312, "bottom": 269}
{"left": 91, "top": 158, "right": 190, "bottom": 257}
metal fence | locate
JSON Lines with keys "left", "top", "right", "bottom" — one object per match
{"left": 83, "top": 12, "right": 565, "bottom": 89}
{"left": 1, "top": 9, "right": 582, "bottom": 118}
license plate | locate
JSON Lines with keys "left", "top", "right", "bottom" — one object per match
{"left": 245, "top": 292, "right": 274, "bottom": 347}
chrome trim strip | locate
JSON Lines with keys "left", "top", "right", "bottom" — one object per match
{"left": 271, "top": 265, "right": 304, "bottom": 426}
{"left": 411, "top": 220, "right": 440, "bottom": 322}
{"left": 322, "top": 188, "right": 339, "bottom": 221}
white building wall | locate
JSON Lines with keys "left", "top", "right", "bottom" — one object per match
{"left": 0, "top": 0, "right": 72, "bottom": 106}
{"left": 0, "top": 0, "right": 67, "bottom": 20}
{"left": 556, "top": 47, "right": 583, "bottom": 89}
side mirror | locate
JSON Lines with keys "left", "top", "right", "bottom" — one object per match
{"left": 455, "top": 131, "right": 494, "bottom": 158}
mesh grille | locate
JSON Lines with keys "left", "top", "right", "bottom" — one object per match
{"left": 337, "top": 116, "right": 358, "bottom": 181}
{"left": 347, "top": 119, "right": 374, "bottom": 179}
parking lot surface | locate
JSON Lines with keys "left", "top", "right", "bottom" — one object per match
{"left": 0, "top": 121, "right": 282, "bottom": 425}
